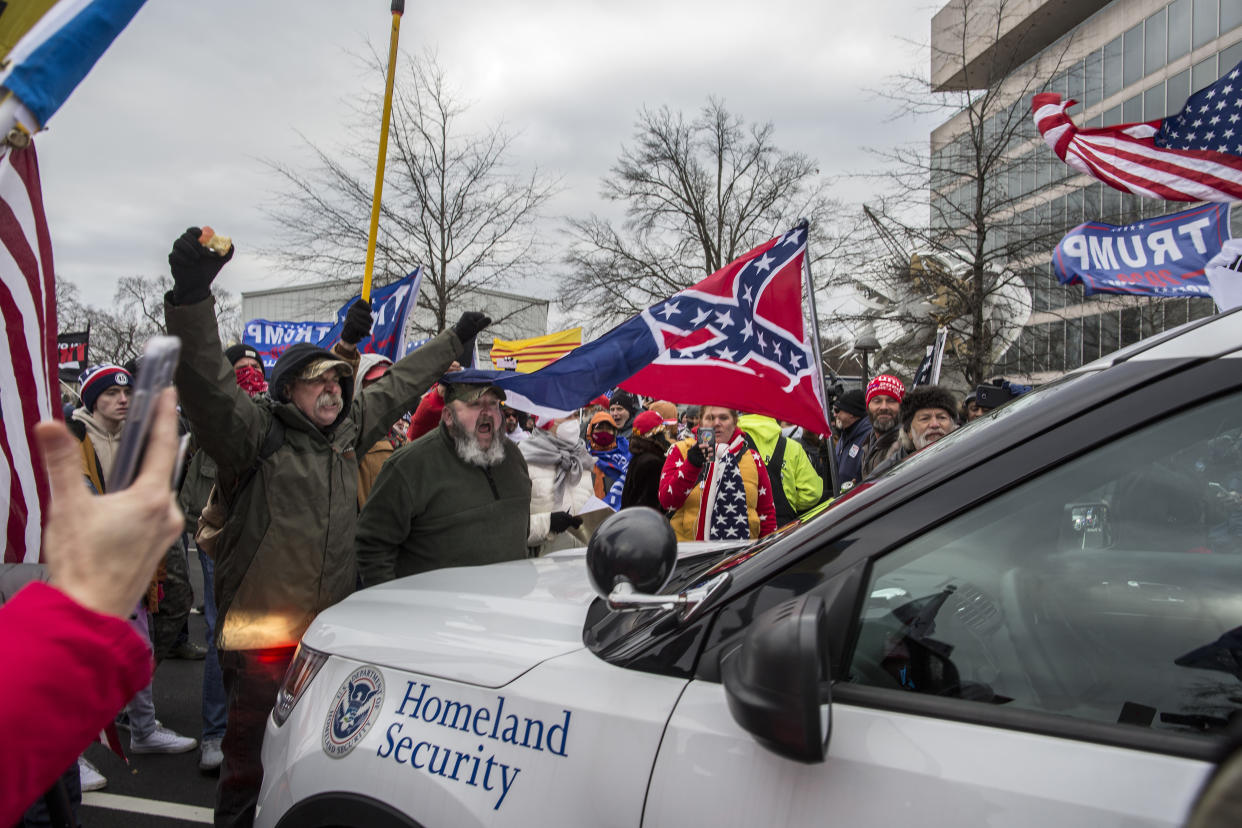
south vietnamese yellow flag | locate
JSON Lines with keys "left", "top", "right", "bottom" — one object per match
{"left": 490, "top": 328, "right": 582, "bottom": 373}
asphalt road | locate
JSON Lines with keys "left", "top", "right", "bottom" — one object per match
{"left": 77, "top": 551, "right": 220, "bottom": 827}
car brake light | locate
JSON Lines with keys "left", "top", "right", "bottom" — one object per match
{"left": 272, "top": 644, "right": 328, "bottom": 727}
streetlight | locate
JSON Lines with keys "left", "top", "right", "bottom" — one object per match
{"left": 853, "top": 334, "right": 880, "bottom": 386}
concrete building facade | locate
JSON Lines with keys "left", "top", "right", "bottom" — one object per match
{"left": 931, "top": 0, "right": 1242, "bottom": 381}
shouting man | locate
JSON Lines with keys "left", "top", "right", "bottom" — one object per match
{"left": 355, "top": 371, "right": 532, "bottom": 586}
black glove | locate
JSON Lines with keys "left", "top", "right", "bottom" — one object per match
{"left": 452, "top": 311, "right": 491, "bottom": 344}
{"left": 686, "top": 445, "right": 706, "bottom": 467}
{"left": 341, "top": 299, "right": 373, "bottom": 346}
{"left": 549, "top": 511, "right": 583, "bottom": 533}
{"left": 167, "top": 227, "right": 233, "bottom": 305}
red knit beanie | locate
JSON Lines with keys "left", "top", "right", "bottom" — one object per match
{"left": 865, "top": 374, "right": 906, "bottom": 406}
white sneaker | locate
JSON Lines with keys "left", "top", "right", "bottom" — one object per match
{"left": 130, "top": 725, "right": 198, "bottom": 755}
{"left": 199, "top": 737, "right": 223, "bottom": 772}
{"left": 78, "top": 756, "right": 106, "bottom": 792}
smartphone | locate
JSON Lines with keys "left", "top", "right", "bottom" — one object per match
{"left": 696, "top": 425, "right": 716, "bottom": 456}
{"left": 106, "top": 336, "right": 182, "bottom": 492}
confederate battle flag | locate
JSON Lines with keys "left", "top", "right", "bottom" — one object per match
{"left": 498, "top": 222, "right": 832, "bottom": 436}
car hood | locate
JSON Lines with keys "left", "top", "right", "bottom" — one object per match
{"left": 301, "top": 553, "right": 599, "bottom": 688}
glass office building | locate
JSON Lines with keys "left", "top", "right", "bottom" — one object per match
{"left": 930, "top": 0, "right": 1242, "bottom": 380}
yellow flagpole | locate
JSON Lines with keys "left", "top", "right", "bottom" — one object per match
{"left": 362, "top": 0, "right": 406, "bottom": 303}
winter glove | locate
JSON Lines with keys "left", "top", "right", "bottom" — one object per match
{"left": 451, "top": 311, "right": 491, "bottom": 344}
{"left": 685, "top": 445, "right": 706, "bottom": 468}
{"left": 341, "top": 299, "right": 373, "bottom": 346}
{"left": 167, "top": 227, "right": 233, "bottom": 306}
{"left": 549, "top": 511, "right": 583, "bottom": 534}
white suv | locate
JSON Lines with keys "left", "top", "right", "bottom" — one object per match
{"left": 257, "top": 309, "right": 1242, "bottom": 827}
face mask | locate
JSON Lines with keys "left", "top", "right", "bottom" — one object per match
{"left": 555, "top": 419, "right": 580, "bottom": 444}
{"left": 590, "top": 430, "right": 616, "bottom": 450}
{"left": 234, "top": 364, "right": 268, "bottom": 397}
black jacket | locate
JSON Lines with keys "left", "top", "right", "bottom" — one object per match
{"left": 620, "top": 434, "right": 669, "bottom": 511}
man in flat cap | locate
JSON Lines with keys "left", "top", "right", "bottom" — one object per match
{"left": 162, "top": 227, "right": 490, "bottom": 826}
{"left": 355, "top": 370, "right": 533, "bottom": 586}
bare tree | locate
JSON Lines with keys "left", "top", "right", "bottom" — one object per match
{"left": 837, "top": 0, "right": 1081, "bottom": 388}
{"left": 57, "top": 276, "right": 239, "bottom": 367}
{"left": 561, "top": 98, "right": 840, "bottom": 332}
{"left": 264, "top": 51, "right": 559, "bottom": 335}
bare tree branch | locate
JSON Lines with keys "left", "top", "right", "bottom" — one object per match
{"left": 262, "top": 50, "right": 560, "bottom": 336}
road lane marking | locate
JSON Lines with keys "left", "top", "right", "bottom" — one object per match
{"left": 82, "top": 792, "right": 213, "bottom": 823}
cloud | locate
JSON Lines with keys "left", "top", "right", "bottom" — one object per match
{"left": 35, "top": 0, "right": 936, "bottom": 313}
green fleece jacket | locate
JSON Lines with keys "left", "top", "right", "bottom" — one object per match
{"left": 355, "top": 424, "right": 531, "bottom": 585}
{"left": 737, "top": 414, "right": 823, "bottom": 521}
{"left": 165, "top": 295, "right": 460, "bottom": 650}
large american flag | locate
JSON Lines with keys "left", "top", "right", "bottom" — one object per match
{"left": 1, "top": 144, "right": 58, "bottom": 564}
{"left": 0, "top": 0, "right": 151, "bottom": 563}
{"left": 1031, "top": 60, "right": 1242, "bottom": 202}
{"left": 498, "top": 222, "right": 832, "bottom": 435}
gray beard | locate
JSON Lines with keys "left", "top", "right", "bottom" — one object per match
{"left": 447, "top": 420, "right": 506, "bottom": 467}
{"left": 871, "top": 416, "right": 897, "bottom": 436}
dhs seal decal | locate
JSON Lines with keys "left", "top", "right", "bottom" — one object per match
{"left": 322, "top": 666, "right": 385, "bottom": 758}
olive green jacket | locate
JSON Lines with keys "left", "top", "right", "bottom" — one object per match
{"left": 356, "top": 425, "right": 531, "bottom": 586}
{"left": 165, "top": 295, "right": 459, "bottom": 650}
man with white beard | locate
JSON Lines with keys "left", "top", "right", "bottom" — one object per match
{"left": 355, "top": 371, "right": 532, "bottom": 586}
{"left": 868, "top": 385, "right": 961, "bottom": 477}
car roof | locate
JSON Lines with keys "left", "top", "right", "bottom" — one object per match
{"left": 725, "top": 306, "right": 1242, "bottom": 593}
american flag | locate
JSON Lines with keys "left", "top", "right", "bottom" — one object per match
{"left": 0, "top": 143, "right": 58, "bottom": 564}
{"left": 1, "top": 0, "right": 151, "bottom": 563}
{"left": 1031, "top": 60, "right": 1242, "bottom": 202}
{"left": 497, "top": 222, "right": 832, "bottom": 436}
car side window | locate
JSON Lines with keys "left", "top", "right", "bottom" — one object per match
{"left": 848, "top": 391, "right": 1242, "bottom": 739}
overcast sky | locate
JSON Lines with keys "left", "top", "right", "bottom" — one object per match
{"left": 36, "top": 0, "right": 944, "bottom": 316}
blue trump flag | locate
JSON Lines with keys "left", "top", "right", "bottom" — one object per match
{"left": 1053, "top": 203, "right": 1231, "bottom": 297}
{"left": 242, "top": 268, "right": 423, "bottom": 369}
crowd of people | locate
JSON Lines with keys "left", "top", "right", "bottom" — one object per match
{"left": 4, "top": 228, "right": 1019, "bottom": 827}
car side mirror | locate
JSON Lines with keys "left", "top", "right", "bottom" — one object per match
{"left": 721, "top": 593, "right": 832, "bottom": 763}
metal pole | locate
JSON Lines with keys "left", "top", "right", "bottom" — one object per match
{"left": 799, "top": 221, "right": 841, "bottom": 498}
{"left": 361, "top": 0, "right": 406, "bottom": 303}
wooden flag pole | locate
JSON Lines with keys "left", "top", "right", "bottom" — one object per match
{"left": 361, "top": 0, "right": 405, "bottom": 303}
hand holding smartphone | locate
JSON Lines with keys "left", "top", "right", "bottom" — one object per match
{"left": 696, "top": 426, "right": 716, "bottom": 457}
{"left": 106, "top": 336, "right": 183, "bottom": 493}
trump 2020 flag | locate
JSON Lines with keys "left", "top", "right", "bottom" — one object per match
{"left": 241, "top": 268, "right": 423, "bottom": 369}
{"left": 1031, "top": 60, "right": 1242, "bottom": 203}
{"left": 499, "top": 222, "right": 831, "bottom": 436}
{"left": 1053, "top": 203, "right": 1229, "bottom": 297}
{"left": 319, "top": 268, "right": 422, "bottom": 361}
{"left": 1, "top": 0, "right": 147, "bottom": 564}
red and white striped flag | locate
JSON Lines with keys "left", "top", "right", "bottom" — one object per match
{"left": 1032, "top": 88, "right": 1242, "bottom": 203}
{"left": 0, "top": 143, "right": 58, "bottom": 564}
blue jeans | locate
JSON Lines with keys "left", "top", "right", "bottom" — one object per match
{"left": 199, "top": 550, "right": 228, "bottom": 740}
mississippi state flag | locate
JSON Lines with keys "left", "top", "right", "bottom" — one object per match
{"left": 499, "top": 222, "right": 831, "bottom": 435}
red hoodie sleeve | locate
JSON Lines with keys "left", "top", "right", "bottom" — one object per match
{"left": 658, "top": 443, "right": 701, "bottom": 511}
{"left": 406, "top": 385, "right": 445, "bottom": 441}
{"left": 751, "top": 449, "right": 778, "bottom": 536}
{"left": 0, "top": 583, "right": 151, "bottom": 824}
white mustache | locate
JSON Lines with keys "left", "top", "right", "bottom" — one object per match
{"left": 316, "top": 392, "right": 342, "bottom": 410}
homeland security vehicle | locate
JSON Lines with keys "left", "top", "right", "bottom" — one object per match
{"left": 257, "top": 310, "right": 1242, "bottom": 827}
